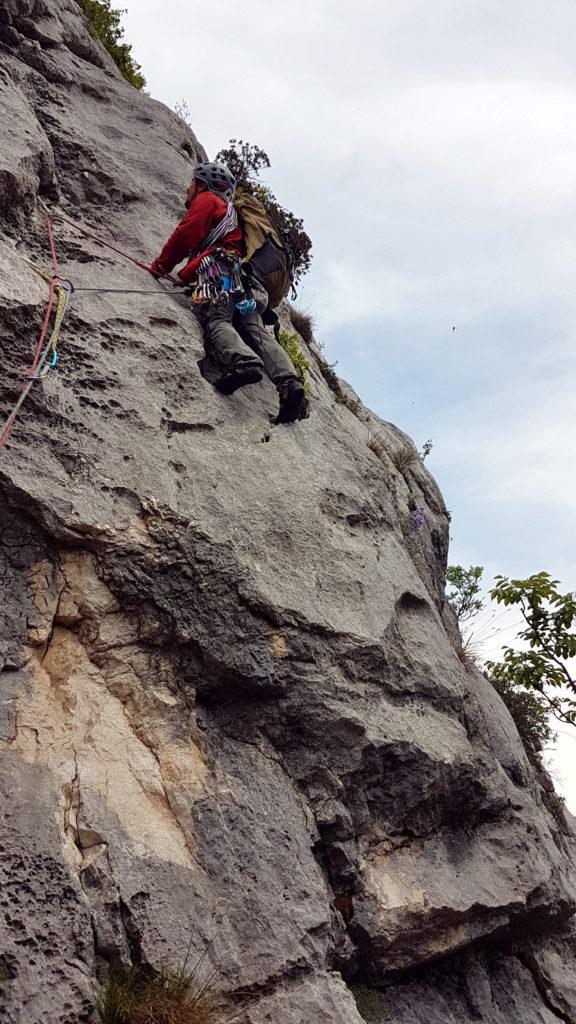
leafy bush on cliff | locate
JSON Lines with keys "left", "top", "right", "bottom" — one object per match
{"left": 278, "top": 331, "right": 310, "bottom": 394}
{"left": 77, "top": 0, "right": 146, "bottom": 89}
{"left": 215, "top": 139, "right": 312, "bottom": 284}
{"left": 446, "top": 564, "right": 484, "bottom": 623}
{"left": 447, "top": 564, "right": 555, "bottom": 764}
{"left": 312, "top": 356, "right": 360, "bottom": 415}
{"left": 317, "top": 356, "right": 340, "bottom": 395}
{"left": 489, "top": 674, "right": 554, "bottom": 767}
{"left": 487, "top": 572, "right": 576, "bottom": 727}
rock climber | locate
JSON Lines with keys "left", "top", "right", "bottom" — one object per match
{"left": 149, "top": 162, "right": 305, "bottom": 423}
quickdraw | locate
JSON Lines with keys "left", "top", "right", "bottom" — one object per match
{"left": 0, "top": 231, "right": 71, "bottom": 449}
{"left": 188, "top": 249, "right": 256, "bottom": 317}
{"left": 27, "top": 265, "right": 70, "bottom": 379}
{"left": 188, "top": 249, "right": 241, "bottom": 306}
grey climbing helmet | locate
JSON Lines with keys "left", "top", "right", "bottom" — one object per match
{"left": 193, "top": 161, "right": 236, "bottom": 202}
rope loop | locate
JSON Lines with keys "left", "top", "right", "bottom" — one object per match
{"left": 0, "top": 216, "right": 70, "bottom": 449}
{"left": 1, "top": 201, "right": 183, "bottom": 450}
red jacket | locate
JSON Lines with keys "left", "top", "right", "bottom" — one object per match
{"left": 151, "top": 191, "right": 243, "bottom": 283}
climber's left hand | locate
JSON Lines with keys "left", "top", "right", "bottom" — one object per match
{"left": 148, "top": 260, "right": 167, "bottom": 278}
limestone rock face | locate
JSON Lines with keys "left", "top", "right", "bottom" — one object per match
{"left": 0, "top": 3, "right": 575, "bottom": 1022}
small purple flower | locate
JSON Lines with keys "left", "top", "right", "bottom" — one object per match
{"left": 410, "top": 507, "right": 425, "bottom": 534}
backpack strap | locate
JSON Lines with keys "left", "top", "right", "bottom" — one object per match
{"left": 188, "top": 202, "right": 239, "bottom": 260}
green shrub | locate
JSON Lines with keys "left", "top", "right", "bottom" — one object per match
{"left": 315, "top": 357, "right": 361, "bottom": 416}
{"left": 317, "top": 357, "right": 341, "bottom": 395}
{"left": 489, "top": 675, "right": 554, "bottom": 768}
{"left": 278, "top": 331, "right": 310, "bottom": 394}
{"left": 446, "top": 565, "right": 484, "bottom": 624}
{"left": 77, "top": 0, "right": 146, "bottom": 89}
{"left": 420, "top": 439, "right": 433, "bottom": 460}
{"left": 543, "top": 791, "right": 565, "bottom": 817}
{"left": 487, "top": 572, "right": 576, "bottom": 728}
{"left": 97, "top": 961, "right": 244, "bottom": 1024}
{"left": 215, "top": 140, "right": 312, "bottom": 284}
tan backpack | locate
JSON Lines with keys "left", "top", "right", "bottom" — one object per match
{"left": 234, "top": 192, "right": 293, "bottom": 308}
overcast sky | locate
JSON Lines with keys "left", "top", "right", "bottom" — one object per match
{"left": 124, "top": 0, "right": 576, "bottom": 807}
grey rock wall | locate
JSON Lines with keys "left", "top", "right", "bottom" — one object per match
{"left": 0, "top": 3, "right": 575, "bottom": 1022}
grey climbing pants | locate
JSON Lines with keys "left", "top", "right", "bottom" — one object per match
{"left": 197, "top": 278, "right": 297, "bottom": 389}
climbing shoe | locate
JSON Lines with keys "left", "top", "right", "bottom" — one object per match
{"left": 214, "top": 364, "right": 263, "bottom": 396}
{"left": 275, "top": 379, "right": 305, "bottom": 424}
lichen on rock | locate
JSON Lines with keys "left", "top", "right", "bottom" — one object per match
{"left": 0, "top": 3, "right": 575, "bottom": 1022}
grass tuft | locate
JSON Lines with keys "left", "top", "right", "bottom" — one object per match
{"left": 367, "top": 429, "right": 388, "bottom": 461}
{"left": 455, "top": 639, "right": 482, "bottom": 668}
{"left": 391, "top": 444, "right": 418, "bottom": 473}
{"left": 97, "top": 958, "right": 247, "bottom": 1024}
{"left": 287, "top": 305, "right": 316, "bottom": 347}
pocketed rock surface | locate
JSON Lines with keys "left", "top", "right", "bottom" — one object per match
{"left": 1, "top": 3, "right": 575, "bottom": 1022}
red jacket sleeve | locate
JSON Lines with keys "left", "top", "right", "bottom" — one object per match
{"left": 153, "top": 193, "right": 220, "bottom": 273}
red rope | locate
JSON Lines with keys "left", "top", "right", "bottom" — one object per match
{"left": 27, "top": 213, "right": 59, "bottom": 378}
{"left": 50, "top": 210, "right": 179, "bottom": 284}
{"left": 0, "top": 387, "right": 28, "bottom": 447}
{"left": 26, "top": 213, "right": 60, "bottom": 379}
{"left": 0, "top": 214, "right": 61, "bottom": 449}
{"left": 0, "top": 411, "right": 18, "bottom": 449}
